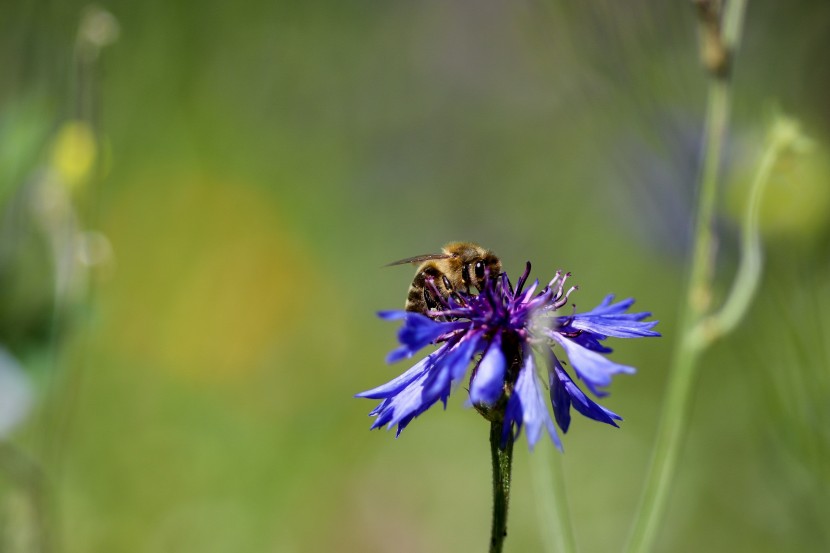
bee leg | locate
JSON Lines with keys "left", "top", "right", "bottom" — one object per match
{"left": 460, "top": 264, "right": 473, "bottom": 294}
{"left": 440, "top": 274, "right": 467, "bottom": 306}
{"left": 425, "top": 286, "right": 455, "bottom": 322}
{"left": 442, "top": 275, "right": 453, "bottom": 292}
{"left": 424, "top": 287, "right": 440, "bottom": 311}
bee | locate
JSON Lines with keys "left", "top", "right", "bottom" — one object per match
{"left": 387, "top": 242, "right": 502, "bottom": 314}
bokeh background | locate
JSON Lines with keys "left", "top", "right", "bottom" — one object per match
{"left": 1, "top": 1, "right": 829, "bottom": 552}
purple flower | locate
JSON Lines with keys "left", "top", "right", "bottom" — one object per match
{"left": 356, "top": 264, "right": 659, "bottom": 450}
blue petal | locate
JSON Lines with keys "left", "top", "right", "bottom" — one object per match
{"left": 356, "top": 344, "right": 450, "bottom": 399}
{"left": 569, "top": 316, "right": 660, "bottom": 338}
{"left": 390, "top": 336, "right": 482, "bottom": 435}
{"left": 377, "top": 310, "right": 408, "bottom": 320}
{"left": 552, "top": 334, "right": 635, "bottom": 395}
{"left": 547, "top": 352, "right": 572, "bottom": 433}
{"left": 551, "top": 362, "right": 621, "bottom": 430}
{"left": 505, "top": 346, "right": 561, "bottom": 451}
{"left": 423, "top": 333, "right": 482, "bottom": 400}
{"left": 365, "top": 333, "right": 483, "bottom": 437}
{"left": 386, "top": 313, "right": 468, "bottom": 363}
{"left": 449, "top": 332, "right": 484, "bottom": 382}
{"left": 567, "top": 331, "right": 613, "bottom": 354}
{"left": 368, "top": 370, "right": 435, "bottom": 434}
{"left": 566, "top": 295, "right": 660, "bottom": 338}
{"left": 368, "top": 398, "right": 391, "bottom": 417}
{"left": 367, "top": 361, "right": 455, "bottom": 435}
{"left": 514, "top": 280, "right": 539, "bottom": 305}
{"left": 469, "top": 334, "right": 507, "bottom": 406}
{"left": 578, "top": 295, "right": 635, "bottom": 316}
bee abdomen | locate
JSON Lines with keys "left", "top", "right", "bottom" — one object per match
{"left": 405, "top": 266, "right": 443, "bottom": 314}
{"left": 405, "top": 283, "right": 425, "bottom": 313}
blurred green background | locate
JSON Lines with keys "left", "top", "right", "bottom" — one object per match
{"left": 1, "top": 1, "right": 829, "bottom": 552}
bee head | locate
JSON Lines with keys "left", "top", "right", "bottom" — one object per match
{"left": 469, "top": 252, "right": 502, "bottom": 291}
{"left": 444, "top": 242, "right": 502, "bottom": 292}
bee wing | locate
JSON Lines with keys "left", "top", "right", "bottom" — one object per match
{"left": 385, "top": 253, "right": 452, "bottom": 267}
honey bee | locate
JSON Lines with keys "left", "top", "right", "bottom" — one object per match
{"left": 387, "top": 242, "right": 502, "bottom": 314}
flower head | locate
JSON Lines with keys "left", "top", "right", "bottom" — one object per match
{"left": 356, "top": 263, "right": 659, "bottom": 450}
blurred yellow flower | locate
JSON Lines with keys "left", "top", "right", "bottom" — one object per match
{"left": 49, "top": 121, "right": 97, "bottom": 189}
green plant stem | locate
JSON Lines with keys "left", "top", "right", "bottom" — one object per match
{"left": 624, "top": 2, "right": 752, "bottom": 550}
{"left": 623, "top": 37, "right": 737, "bottom": 553}
{"left": 704, "top": 118, "right": 797, "bottom": 341}
{"left": 489, "top": 421, "right": 514, "bottom": 553}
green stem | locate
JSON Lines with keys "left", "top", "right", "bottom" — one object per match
{"left": 685, "top": 79, "right": 730, "bottom": 325}
{"left": 704, "top": 117, "right": 799, "bottom": 341}
{"left": 623, "top": 1, "right": 749, "bottom": 548}
{"left": 489, "top": 421, "right": 514, "bottom": 553}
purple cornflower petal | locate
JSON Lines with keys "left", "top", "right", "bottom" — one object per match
{"left": 550, "top": 331, "right": 636, "bottom": 394}
{"left": 384, "top": 311, "right": 468, "bottom": 363}
{"left": 549, "top": 353, "right": 621, "bottom": 432}
{"left": 469, "top": 334, "right": 507, "bottom": 406}
{"left": 549, "top": 363, "right": 572, "bottom": 434}
{"left": 355, "top": 344, "right": 450, "bottom": 400}
{"left": 423, "top": 333, "right": 483, "bottom": 401}
{"left": 567, "top": 331, "right": 614, "bottom": 354}
{"left": 566, "top": 296, "right": 660, "bottom": 338}
{"left": 377, "top": 310, "right": 409, "bottom": 320}
{"left": 369, "top": 370, "right": 433, "bottom": 435}
{"left": 503, "top": 347, "right": 561, "bottom": 451}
